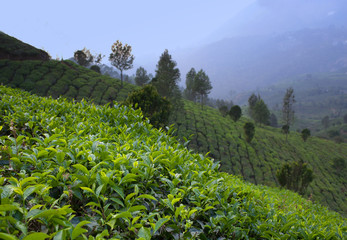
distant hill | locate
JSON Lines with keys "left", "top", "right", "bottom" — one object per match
{"left": 178, "top": 27, "right": 347, "bottom": 98}
{"left": 0, "top": 31, "right": 50, "bottom": 61}
{"left": 172, "top": 100, "right": 347, "bottom": 216}
{"left": 233, "top": 71, "right": 347, "bottom": 141}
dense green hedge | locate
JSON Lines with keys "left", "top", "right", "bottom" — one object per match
{"left": 0, "top": 86, "right": 345, "bottom": 239}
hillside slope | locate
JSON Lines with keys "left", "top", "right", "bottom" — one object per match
{"left": 233, "top": 71, "right": 347, "bottom": 134}
{"left": 0, "top": 59, "right": 137, "bottom": 104}
{"left": 178, "top": 27, "right": 347, "bottom": 98}
{"left": 0, "top": 86, "right": 346, "bottom": 239}
{"left": 172, "top": 100, "right": 347, "bottom": 215}
{"left": 0, "top": 31, "right": 50, "bottom": 60}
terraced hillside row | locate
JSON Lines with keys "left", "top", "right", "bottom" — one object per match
{"left": 0, "top": 86, "right": 346, "bottom": 239}
{"left": 0, "top": 59, "right": 137, "bottom": 104}
{"left": 172, "top": 100, "right": 347, "bottom": 215}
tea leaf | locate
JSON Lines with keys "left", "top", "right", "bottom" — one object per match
{"left": 138, "top": 227, "right": 151, "bottom": 240}
{"left": 23, "top": 233, "right": 49, "bottom": 240}
{"left": 154, "top": 218, "right": 170, "bottom": 234}
{"left": 71, "top": 220, "right": 90, "bottom": 240}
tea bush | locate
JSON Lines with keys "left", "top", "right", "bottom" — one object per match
{"left": 0, "top": 86, "right": 346, "bottom": 239}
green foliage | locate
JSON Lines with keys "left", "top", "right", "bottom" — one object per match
{"left": 276, "top": 160, "right": 314, "bottom": 195}
{"left": 183, "top": 68, "right": 197, "bottom": 101}
{"left": 0, "top": 32, "right": 50, "bottom": 60}
{"left": 301, "top": 128, "right": 311, "bottom": 142}
{"left": 253, "top": 99, "right": 270, "bottom": 125}
{"left": 244, "top": 122, "right": 255, "bottom": 143}
{"left": 153, "top": 49, "right": 180, "bottom": 99}
{"left": 172, "top": 100, "right": 347, "bottom": 215}
{"left": 248, "top": 93, "right": 260, "bottom": 119}
{"left": 193, "top": 69, "right": 212, "bottom": 108}
{"left": 74, "top": 49, "right": 92, "bottom": 66}
{"left": 332, "top": 157, "right": 346, "bottom": 176}
{"left": 248, "top": 94, "right": 270, "bottom": 125}
{"left": 229, "top": 105, "right": 242, "bottom": 122}
{"left": 0, "top": 86, "right": 345, "bottom": 239}
{"left": 218, "top": 105, "right": 228, "bottom": 117}
{"left": 134, "top": 67, "right": 150, "bottom": 86}
{"left": 124, "top": 85, "right": 171, "bottom": 129}
{"left": 0, "top": 59, "right": 138, "bottom": 105}
{"left": 282, "top": 124, "right": 290, "bottom": 135}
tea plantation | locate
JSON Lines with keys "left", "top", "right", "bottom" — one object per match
{"left": 0, "top": 59, "right": 137, "bottom": 105}
{"left": 172, "top": 101, "right": 347, "bottom": 216}
{"left": 0, "top": 86, "right": 346, "bottom": 239}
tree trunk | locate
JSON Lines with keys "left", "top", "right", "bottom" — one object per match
{"left": 120, "top": 70, "right": 123, "bottom": 87}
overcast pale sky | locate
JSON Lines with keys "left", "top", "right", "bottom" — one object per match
{"left": 1, "top": 0, "right": 254, "bottom": 61}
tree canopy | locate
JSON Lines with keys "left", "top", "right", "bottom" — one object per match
{"left": 135, "top": 67, "right": 150, "bottom": 86}
{"left": 184, "top": 68, "right": 197, "bottom": 101}
{"left": 248, "top": 94, "right": 270, "bottom": 125}
{"left": 74, "top": 48, "right": 93, "bottom": 67}
{"left": 244, "top": 122, "right": 255, "bottom": 143}
{"left": 193, "top": 69, "right": 212, "bottom": 108}
{"left": 153, "top": 49, "right": 180, "bottom": 99}
{"left": 229, "top": 105, "right": 242, "bottom": 122}
{"left": 109, "top": 40, "right": 134, "bottom": 86}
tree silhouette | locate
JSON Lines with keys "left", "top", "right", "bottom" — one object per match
{"left": 109, "top": 40, "right": 134, "bottom": 87}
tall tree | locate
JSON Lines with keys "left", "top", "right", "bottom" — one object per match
{"left": 253, "top": 99, "right": 270, "bottom": 126}
{"left": 153, "top": 49, "right": 180, "bottom": 99}
{"left": 193, "top": 69, "right": 212, "bottom": 108}
{"left": 184, "top": 68, "right": 197, "bottom": 101}
{"left": 248, "top": 94, "right": 269, "bottom": 125}
{"left": 135, "top": 67, "right": 150, "bottom": 86}
{"left": 248, "top": 93, "right": 260, "bottom": 120}
{"left": 282, "top": 87, "right": 295, "bottom": 140}
{"left": 109, "top": 40, "right": 134, "bottom": 87}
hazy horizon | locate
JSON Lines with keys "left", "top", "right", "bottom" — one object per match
{"left": 2, "top": 0, "right": 347, "bottom": 99}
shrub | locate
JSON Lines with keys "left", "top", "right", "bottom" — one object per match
{"left": 243, "top": 122, "right": 255, "bottom": 143}
{"left": 124, "top": 85, "right": 171, "bottom": 129}
{"left": 301, "top": 128, "right": 311, "bottom": 142}
{"left": 229, "top": 105, "right": 242, "bottom": 122}
{"left": 276, "top": 160, "right": 314, "bottom": 195}
{"left": 90, "top": 65, "right": 101, "bottom": 73}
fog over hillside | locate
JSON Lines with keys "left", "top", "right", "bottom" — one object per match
{"left": 173, "top": 0, "right": 347, "bottom": 99}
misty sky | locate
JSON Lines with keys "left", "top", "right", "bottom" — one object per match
{"left": 1, "top": 0, "right": 254, "bottom": 62}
